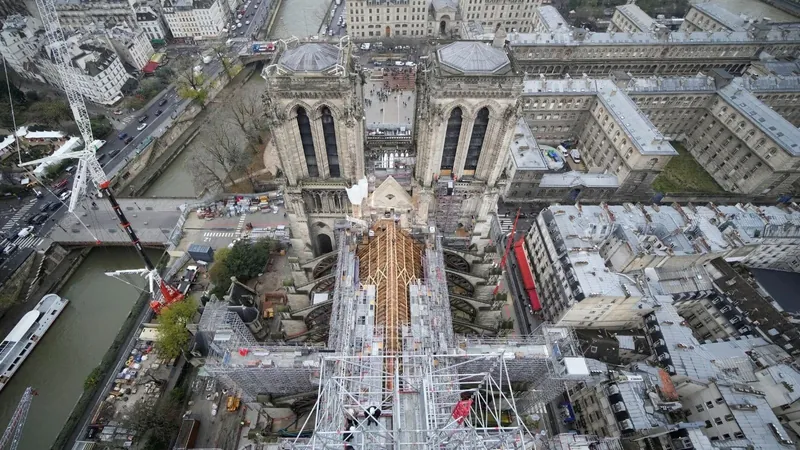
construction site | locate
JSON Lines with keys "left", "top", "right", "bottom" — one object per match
{"left": 195, "top": 219, "right": 602, "bottom": 448}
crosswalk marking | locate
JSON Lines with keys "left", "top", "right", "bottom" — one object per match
{"left": 2, "top": 203, "right": 36, "bottom": 231}
{"left": 203, "top": 232, "right": 235, "bottom": 238}
{"left": 234, "top": 214, "right": 247, "bottom": 238}
{"left": 14, "top": 236, "right": 43, "bottom": 249}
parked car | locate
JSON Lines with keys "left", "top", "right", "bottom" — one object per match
{"left": 3, "top": 243, "right": 18, "bottom": 256}
{"left": 137, "top": 123, "right": 147, "bottom": 131}
{"left": 97, "top": 153, "right": 107, "bottom": 163}
{"left": 40, "top": 201, "right": 55, "bottom": 212}
{"left": 64, "top": 166, "right": 75, "bottom": 173}
{"left": 155, "top": 109, "right": 163, "bottom": 117}
{"left": 108, "top": 149, "right": 120, "bottom": 157}
{"left": 158, "top": 98, "right": 168, "bottom": 107}
{"left": 53, "top": 179, "right": 69, "bottom": 189}
{"left": 113, "top": 110, "right": 123, "bottom": 115}
{"left": 125, "top": 137, "right": 134, "bottom": 144}
{"left": 47, "top": 202, "right": 60, "bottom": 212}
{"left": 138, "top": 115, "right": 148, "bottom": 123}
{"left": 118, "top": 132, "right": 128, "bottom": 140}
{"left": 59, "top": 190, "right": 71, "bottom": 201}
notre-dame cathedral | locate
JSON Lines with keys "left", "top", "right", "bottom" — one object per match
{"left": 262, "top": 33, "right": 521, "bottom": 262}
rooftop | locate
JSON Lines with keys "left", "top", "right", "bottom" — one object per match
{"left": 717, "top": 383, "right": 792, "bottom": 448}
{"left": 523, "top": 78, "right": 676, "bottom": 156}
{"left": 742, "top": 74, "right": 800, "bottom": 92}
{"left": 436, "top": 41, "right": 510, "bottom": 75}
{"left": 624, "top": 74, "right": 718, "bottom": 93}
{"left": 508, "top": 27, "right": 800, "bottom": 46}
{"left": 539, "top": 172, "right": 619, "bottom": 188}
{"left": 717, "top": 79, "right": 800, "bottom": 156}
{"left": 536, "top": 6, "right": 568, "bottom": 32}
{"left": 616, "top": 4, "right": 655, "bottom": 32}
{"left": 278, "top": 43, "right": 341, "bottom": 73}
{"left": 508, "top": 119, "right": 552, "bottom": 171}
{"left": 692, "top": 3, "right": 747, "bottom": 31}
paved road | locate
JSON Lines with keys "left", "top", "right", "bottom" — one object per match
{"left": 0, "top": 45, "right": 237, "bottom": 282}
{"left": 230, "top": 0, "right": 272, "bottom": 39}
{"left": 327, "top": 0, "right": 346, "bottom": 36}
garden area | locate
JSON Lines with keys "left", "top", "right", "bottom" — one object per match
{"left": 652, "top": 142, "right": 725, "bottom": 194}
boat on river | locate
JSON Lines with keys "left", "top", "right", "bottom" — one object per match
{"left": 0, "top": 294, "right": 69, "bottom": 392}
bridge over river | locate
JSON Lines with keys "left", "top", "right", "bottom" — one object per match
{"left": 49, "top": 198, "right": 193, "bottom": 247}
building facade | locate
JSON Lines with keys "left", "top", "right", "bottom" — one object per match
{"left": 0, "top": 15, "right": 45, "bottom": 82}
{"left": 54, "top": 0, "right": 139, "bottom": 31}
{"left": 105, "top": 25, "right": 155, "bottom": 69}
{"left": 38, "top": 36, "right": 129, "bottom": 105}
{"left": 262, "top": 42, "right": 365, "bottom": 259}
{"left": 135, "top": 5, "right": 169, "bottom": 41}
{"left": 680, "top": 3, "right": 747, "bottom": 33}
{"left": 457, "top": 0, "right": 544, "bottom": 34}
{"left": 345, "top": 0, "right": 430, "bottom": 39}
{"left": 608, "top": 4, "right": 655, "bottom": 33}
{"left": 161, "top": 0, "right": 227, "bottom": 39}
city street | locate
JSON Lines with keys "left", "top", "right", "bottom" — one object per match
{"left": 0, "top": 44, "right": 238, "bottom": 281}
{"left": 327, "top": 0, "right": 346, "bottom": 36}
{"left": 231, "top": 0, "right": 272, "bottom": 39}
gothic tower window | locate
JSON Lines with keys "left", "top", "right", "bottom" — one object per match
{"left": 464, "top": 107, "right": 489, "bottom": 175}
{"left": 440, "top": 107, "right": 462, "bottom": 175}
{"left": 321, "top": 106, "right": 340, "bottom": 177}
{"left": 297, "top": 107, "right": 318, "bottom": 177}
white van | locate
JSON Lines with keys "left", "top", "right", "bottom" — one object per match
{"left": 17, "top": 226, "right": 34, "bottom": 239}
{"left": 557, "top": 145, "right": 568, "bottom": 155}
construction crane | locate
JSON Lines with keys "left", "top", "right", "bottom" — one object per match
{"left": 494, "top": 208, "right": 521, "bottom": 296}
{"left": 18, "top": 0, "right": 183, "bottom": 313}
{"left": 0, "top": 387, "right": 36, "bottom": 450}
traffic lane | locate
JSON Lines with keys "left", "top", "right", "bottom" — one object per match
{"left": 329, "top": 2, "right": 346, "bottom": 35}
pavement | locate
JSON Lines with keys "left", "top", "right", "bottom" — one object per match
{"left": 181, "top": 206, "right": 289, "bottom": 250}
{"left": 364, "top": 78, "right": 416, "bottom": 128}
{"left": 326, "top": 0, "right": 346, "bottom": 36}
{"left": 230, "top": 0, "right": 272, "bottom": 40}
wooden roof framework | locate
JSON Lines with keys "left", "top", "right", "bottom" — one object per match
{"left": 357, "top": 220, "right": 423, "bottom": 355}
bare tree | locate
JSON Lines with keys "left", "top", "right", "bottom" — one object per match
{"left": 213, "top": 45, "right": 237, "bottom": 81}
{"left": 227, "top": 95, "right": 268, "bottom": 151}
{"left": 189, "top": 122, "right": 252, "bottom": 192}
{"left": 174, "top": 61, "right": 208, "bottom": 107}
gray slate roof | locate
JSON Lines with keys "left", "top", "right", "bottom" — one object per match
{"left": 279, "top": 43, "right": 339, "bottom": 72}
{"left": 437, "top": 42, "right": 510, "bottom": 74}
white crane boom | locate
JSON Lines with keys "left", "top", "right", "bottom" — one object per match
{"left": 32, "top": 0, "right": 106, "bottom": 212}
{"left": 0, "top": 387, "right": 36, "bottom": 450}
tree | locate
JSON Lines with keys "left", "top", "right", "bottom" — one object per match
{"left": 154, "top": 297, "right": 196, "bottom": 360}
{"left": 228, "top": 95, "right": 268, "bottom": 150}
{"left": 213, "top": 45, "right": 239, "bottom": 82}
{"left": 175, "top": 62, "right": 209, "bottom": 108}
{"left": 123, "top": 387, "right": 184, "bottom": 447}
{"left": 23, "top": 100, "right": 70, "bottom": 126}
{"left": 188, "top": 122, "right": 251, "bottom": 192}
{"left": 90, "top": 116, "right": 113, "bottom": 138}
{"left": 226, "top": 238, "right": 272, "bottom": 280}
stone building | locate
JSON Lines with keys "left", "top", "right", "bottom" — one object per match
{"left": 345, "top": 0, "right": 431, "bottom": 39}
{"left": 0, "top": 15, "right": 45, "bottom": 83}
{"left": 620, "top": 72, "right": 800, "bottom": 196}
{"left": 457, "top": 0, "right": 544, "bottom": 34}
{"left": 161, "top": 0, "right": 227, "bottom": 39}
{"left": 54, "top": 0, "right": 140, "bottom": 31}
{"left": 508, "top": 24, "right": 800, "bottom": 77}
{"left": 530, "top": 5, "right": 566, "bottom": 33}
{"left": 608, "top": 4, "right": 655, "bottom": 33}
{"left": 415, "top": 35, "right": 524, "bottom": 244}
{"left": 680, "top": 3, "right": 747, "bottom": 33}
{"left": 262, "top": 41, "right": 365, "bottom": 259}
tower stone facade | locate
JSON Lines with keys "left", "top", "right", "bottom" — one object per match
{"left": 262, "top": 41, "right": 365, "bottom": 261}
{"left": 415, "top": 36, "right": 523, "bottom": 247}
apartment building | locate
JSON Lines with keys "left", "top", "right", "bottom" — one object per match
{"left": 508, "top": 21, "right": 800, "bottom": 77}
{"left": 680, "top": 3, "right": 747, "bottom": 33}
{"left": 38, "top": 36, "right": 129, "bottom": 105}
{"left": 0, "top": 15, "right": 45, "bottom": 82}
{"left": 458, "top": 0, "right": 544, "bottom": 34}
{"left": 345, "top": 0, "right": 430, "bottom": 39}
{"left": 105, "top": 25, "right": 154, "bottom": 69}
{"left": 135, "top": 5, "right": 169, "bottom": 41}
{"left": 161, "top": 0, "right": 227, "bottom": 39}
{"left": 608, "top": 4, "right": 655, "bottom": 33}
{"left": 742, "top": 75, "right": 800, "bottom": 127}
{"left": 530, "top": 5, "right": 566, "bottom": 33}
{"left": 521, "top": 77, "right": 677, "bottom": 197}
{"left": 54, "top": 0, "right": 139, "bottom": 31}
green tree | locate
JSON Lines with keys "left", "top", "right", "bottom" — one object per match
{"left": 90, "top": 116, "right": 113, "bottom": 138}
{"left": 23, "top": 100, "right": 70, "bottom": 126}
{"left": 175, "top": 63, "right": 209, "bottom": 108}
{"left": 208, "top": 247, "right": 232, "bottom": 295}
{"left": 226, "top": 238, "right": 272, "bottom": 280}
{"left": 155, "top": 297, "right": 196, "bottom": 360}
